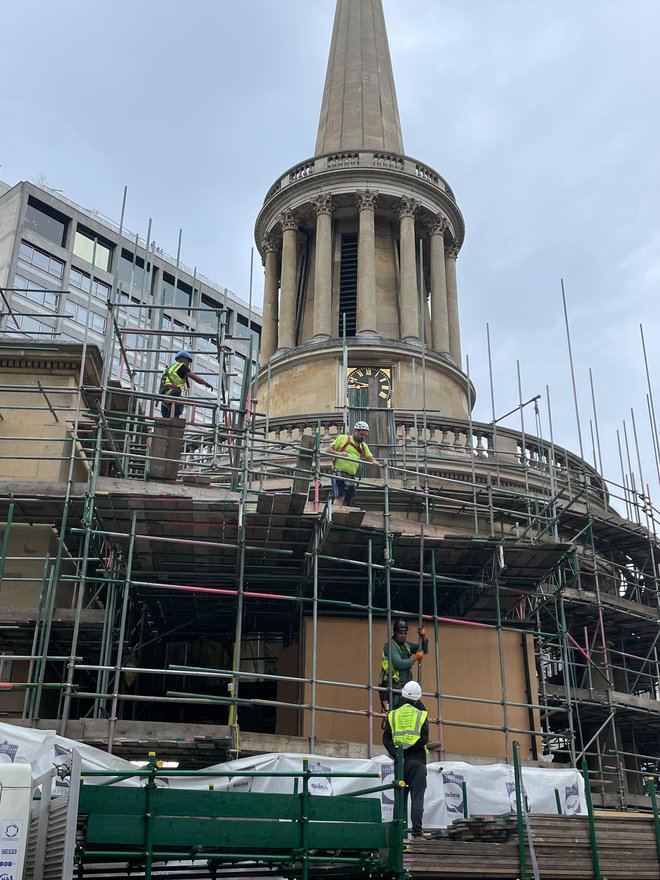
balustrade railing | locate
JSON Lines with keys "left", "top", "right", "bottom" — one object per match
{"left": 373, "top": 152, "right": 405, "bottom": 170}
{"left": 327, "top": 152, "right": 360, "bottom": 168}
{"left": 263, "top": 150, "right": 457, "bottom": 205}
{"left": 254, "top": 411, "right": 608, "bottom": 505}
{"left": 127, "top": 408, "right": 608, "bottom": 511}
{"left": 415, "top": 162, "right": 439, "bottom": 185}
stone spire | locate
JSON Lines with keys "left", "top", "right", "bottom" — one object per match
{"left": 315, "top": 0, "right": 404, "bottom": 155}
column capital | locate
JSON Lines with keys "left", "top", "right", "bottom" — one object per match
{"left": 427, "top": 214, "right": 450, "bottom": 236}
{"left": 445, "top": 242, "right": 460, "bottom": 259}
{"left": 313, "top": 193, "right": 334, "bottom": 216}
{"left": 356, "top": 189, "right": 379, "bottom": 212}
{"left": 398, "top": 196, "right": 420, "bottom": 219}
{"left": 261, "top": 232, "right": 279, "bottom": 254}
{"left": 278, "top": 208, "right": 299, "bottom": 232}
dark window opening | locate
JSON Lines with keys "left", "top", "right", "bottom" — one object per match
{"left": 24, "top": 197, "right": 69, "bottom": 247}
{"left": 162, "top": 272, "right": 191, "bottom": 310}
{"left": 236, "top": 313, "right": 261, "bottom": 352}
{"left": 338, "top": 233, "right": 358, "bottom": 337}
{"left": 118, "top": 248, "right": 151, "bottom": 291}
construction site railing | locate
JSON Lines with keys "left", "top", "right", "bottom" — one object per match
{"left": 75, "top": 751, "right": 407, "bottom": 880}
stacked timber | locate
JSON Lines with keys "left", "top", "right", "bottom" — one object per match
{"left": 406, "top": 813, "right": 660, "bottom": 879}
{"left": 445, "top": 816, "right": 515, "bottom": 842}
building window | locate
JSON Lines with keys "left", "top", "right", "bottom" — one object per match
{"left": 162, "top": 272, "right": 191, "bottom": 310}
{"left": 13, "top": 275, "right": 59, "bottom": 311}
{"left": 201, "top": 294, "right": 230, "bottom": 332}
{"left": 70, "top": 267, "right": 111, "bottom": 300}
{"left": 13, "top": 314, "right": 56, "bottom": 337}
{"left": 18, "top": 241, "right": 64, "bottom": 279}
{"left": 231, "top": 381, "right": 242, "bottom": 404}
{"left": 73, "top": 227, "right": 113, "bottom": 272}
{"left": 338, "top": 233, "right": 358, "bottom": 337}
{"left": 197, "top": 335, "right": 217, "bottom": 355}
{"left": 24, "top": 197, "right": 68, "bottom": 247}
{"left": 118, "top": 249, "right": 151, "bottom": 292}
{"left": 236, "top": 313, "right": 261, "bottom": 353}
{"left": 64, "top": 301, "right": 106, "bottom": 335}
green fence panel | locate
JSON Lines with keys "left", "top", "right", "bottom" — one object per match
{"left": 80, "top": 786, "right": 382, "bottom": 825}
{"left": 85, "top": 814, "right": 386, "bottom": 851}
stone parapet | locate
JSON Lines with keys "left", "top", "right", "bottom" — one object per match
{"left": 255, "top": 150, "right": 464, "bottom": 254}
{"left": 254, "top": 410, "right": 609, "bottom": 509}
{"left": 264, "top": 150, "right": 457, "bottom": 204}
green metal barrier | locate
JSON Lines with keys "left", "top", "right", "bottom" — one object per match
{"left": 645, "top": 775, "right": 660, "bottom": 865}
{"left": 512, "top": 741, "right": 530, "bottom": 880}
{"left": 76, "top": 752, "right": 409, "bottom": 880}
{"left": 581, "top": 758, "right": 603, "bottom": 880}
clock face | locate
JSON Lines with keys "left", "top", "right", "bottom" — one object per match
{"left": 347, "top": 366, "right": 392, "bottom": 407}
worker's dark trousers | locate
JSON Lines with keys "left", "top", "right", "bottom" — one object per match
{"left": 396, "top": 758, "right": 427, "bottom": 834}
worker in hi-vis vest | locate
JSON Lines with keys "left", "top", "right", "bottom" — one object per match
{"left": 324, "top": 421, "right": 381, "bottom": 506}
{"left": 383, "top": 680, "right": 429, "bottom": 839}
{"left": 159, "top": 350, "right": 212, "bottom": 419}
{"left": 380, "top": 618, "right": 428, "bottom": 711}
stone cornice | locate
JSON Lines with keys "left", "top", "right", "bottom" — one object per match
{"left": 265, "top": 151, "right": 457, "bottom": 203}
{"left": 0, "top": 341, "right": 104, "bottom": 387}
{"left": 259, "top": 334, "right": 472, "bottom": 397}
{"left": 255, "top": 151, "right": 464, "bottom": 256}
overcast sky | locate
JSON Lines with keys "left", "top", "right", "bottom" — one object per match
{"left": 1, "top": 0, "right": 659, "bottom": 509}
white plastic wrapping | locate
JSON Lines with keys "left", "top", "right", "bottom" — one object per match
{"left": 0, "top": 722, "right": 584, "bottom": 826}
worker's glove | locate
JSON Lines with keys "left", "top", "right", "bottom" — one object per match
{"left": 412, "top": 651, "right": 425, "bottom": 661}
{"left": 418, "top": 626, "right": 427, "bottom": 638}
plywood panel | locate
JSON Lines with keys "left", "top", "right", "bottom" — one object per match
{"left": 294, "top": 617, "right": 540, "bottom": 759}
{"left": 276, "top": 643, "right": 302, "bottom": 737}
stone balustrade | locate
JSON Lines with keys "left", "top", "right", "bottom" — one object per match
{"left": 264, "top": 150, "right": 456, "bottom": 205}
{"left": 253, "top": 411, "right": 608, "bottom": 506}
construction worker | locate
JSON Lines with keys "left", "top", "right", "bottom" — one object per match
{"left": 383, "top": 679, "right": 429, "bottom": 839}
{"left": 325, "top": 421, "right": 381, "bottom": 506}
{"left": 159, "top": 350, "right": 212, "bottom": 418}
{"left": 380, "top": 619, "right": 428, "bottom": 711}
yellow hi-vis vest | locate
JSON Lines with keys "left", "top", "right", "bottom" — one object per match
{"left": 381, "top": 640, "right": 411, "bottom": 685}
{"left": 161, "top": 361, "right": 187, "bottom": 391}
{"left": 332, "top": 435, "right": 371, "bottom": 476}
{"left": 388, "top": 703, "right": 428, "bottom": 749}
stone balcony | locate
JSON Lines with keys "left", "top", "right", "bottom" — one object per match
{"left": 263, "top": 150, "right": 457, "bottom": 204}
{"left": 255, "top": 149, "right": 465, "bottom": 251}
{"left": 252, "top": 410, "right": 609, "bottom": 512}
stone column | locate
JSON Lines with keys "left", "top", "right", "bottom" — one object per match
{"left": 278, "top": 209, "right": 298, "bottom": 350}
{"left": 399, "top": 197, "right": 420, "bottom": 340}
{"left": 260, "top": 233, "right": 279, "bottom": 361}
{"left": 356, "top": 190, "right": 378, "bottom": 335}
{"left": 313, "top": 194, "right": 334, "bottom": 338}
{"left": 445, "top": 242, "right": 461, "bottom": 365}
{"left": 429, "top": 215, "right": 450, "bottom": 353}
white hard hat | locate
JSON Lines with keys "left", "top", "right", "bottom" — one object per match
{"left": 353, "top": 420, "right": 370, "bottom": 431}
{"left": 401, "top": 681, "right": 422, "bottom": 701}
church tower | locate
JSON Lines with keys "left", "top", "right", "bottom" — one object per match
{"left": 255, "top": 0, "right": 471, "bottom": 424}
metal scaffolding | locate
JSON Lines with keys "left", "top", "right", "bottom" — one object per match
{"left": 0, "top": 289, "right": 659, "bottom": 813}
